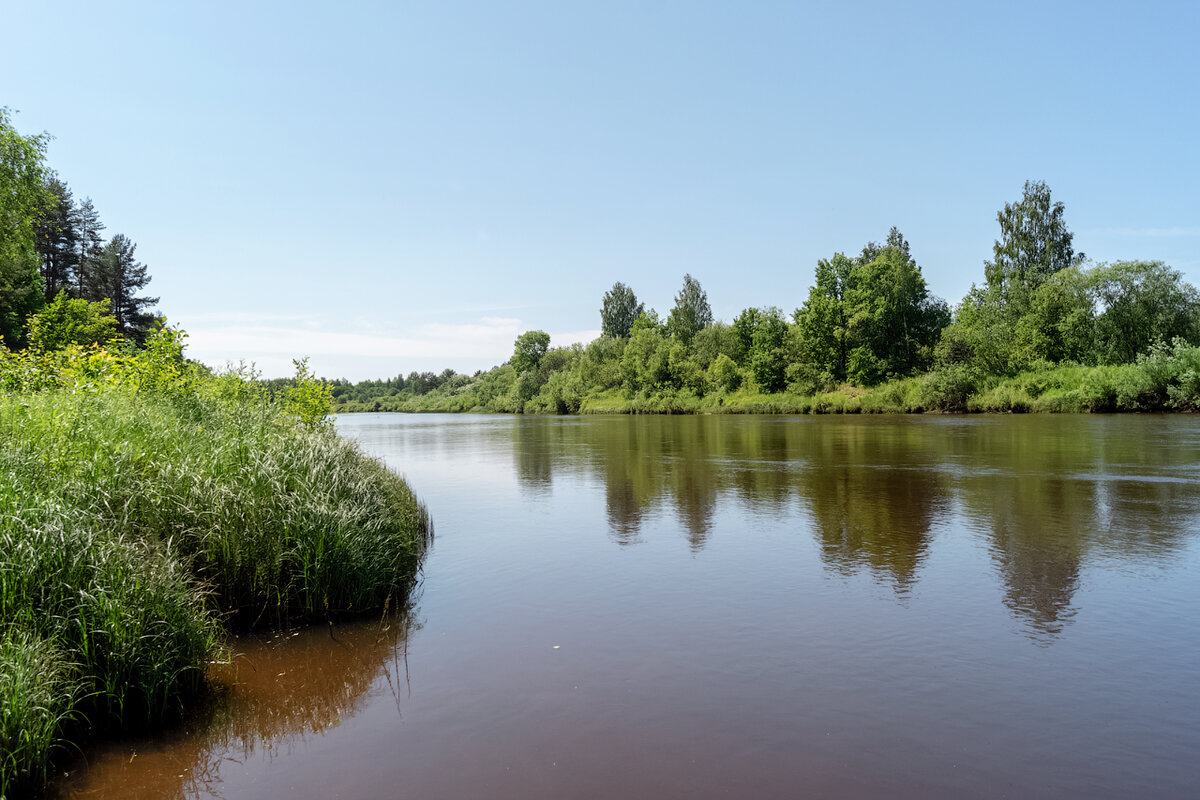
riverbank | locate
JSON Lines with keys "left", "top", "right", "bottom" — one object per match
{"left": 0, "top": 334, "right": 430, "bottom": 797}
{"left": 334, "top": 341, "right": 1200, "bottom": 415}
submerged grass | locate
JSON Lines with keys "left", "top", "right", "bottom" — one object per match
{"left": 0, "top": 335, "right": 430, "bottom": 798}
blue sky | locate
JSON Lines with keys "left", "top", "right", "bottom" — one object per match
{"left": 4, "top": 1, "right": 1198, "bottom": 379}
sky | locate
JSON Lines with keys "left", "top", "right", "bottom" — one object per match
{"left": 3, "top": 1, "right": 1198, "bottom": 380}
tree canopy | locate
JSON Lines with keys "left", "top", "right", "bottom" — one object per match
{"left": 600, "top": 281, "right": 644, "bottom": 338}
{"left": 0, "top": 108, "right": 51, "bottom": 348}
{"left": 666, "top": 274, "right": 712, "bottom": 343}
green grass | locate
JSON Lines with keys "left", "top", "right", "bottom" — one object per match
{"left": 0, "top": 340, "right": 430, "bottom": 797}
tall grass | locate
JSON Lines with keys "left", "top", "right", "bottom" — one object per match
{"left": 0, "top": 333, "right": 430, "bottom": 797}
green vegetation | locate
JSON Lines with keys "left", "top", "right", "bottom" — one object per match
{"left": 0, "top": 108, "right": 159, "bottom": 349}
{"left": 332, "top": 183, "right": 1200, "bottom": 415}
{"left": 0, "top": 324, "right": 429, "bottom": 796}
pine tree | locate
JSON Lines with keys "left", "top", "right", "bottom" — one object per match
{"left": 74, "top": 197, "right": 105, "bottom": 301}
{"left": 34, "top": 175, "right": 79, "bottom": 302}
{"left": 95, "top": 234, "right": 158, "bottom": 343}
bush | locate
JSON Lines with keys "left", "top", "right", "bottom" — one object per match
{"left": 917, "top": 365, "right": 978, "bottom": 412}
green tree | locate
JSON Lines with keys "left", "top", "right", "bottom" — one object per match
{"left": 706, "top": 352, "right": 742, "bottom": 393}
{"left": 845, "top": 234, "right": 949, "bottom": 382}
{"left": 1089, "top": 261, "right": 1200, "bottom": 364}
{"left": 749, "top": 309, "right": 789, "bottom": 392}
{"left": 731, "top": 306, "right": 763, "bottom": 365}
{"left": 511, "top": 330, "right": 551, "bottom": 374}
{"left": 984, "top": 180, "right": 1082, "bottom": 317}
{"left": 620, "top": 322, "right": 670, "bottom": 394}
{"left": 94, "top": 234, "right": 159, "bottom": 343}
{"left": 26, "top": 290, "right": 118, "bottom": 352}
{"left": 0, "top": 108, "right": 52, "bottom": 348}
{"left": 666, "top": 273, "right": 712, "bottom": 343}
{"left": 34, "top": 175, "right": 78, "bottom": 302}
{"left": 1011, "top": 265, "right": 1094, "bottom": 368}
{"left": 600, "top": 281, "right": 644, "bottom": 338}
{"left": 794, "top": 253, "right": 855, "bottom": 381}
{"left": 794, "top": 231, "right": 947, "bottom": 385}
{"left": 73, "top": 197, "right": 105, "bottom": 300}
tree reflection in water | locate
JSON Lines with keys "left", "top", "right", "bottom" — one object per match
{"left": 508, "top": 415, "right": 1200, "bottom": 642}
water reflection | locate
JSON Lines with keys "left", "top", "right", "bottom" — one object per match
{"left": 50, "top": 613, "right": 417, "bottom": 800}
{"left": 507, "top": 415, "right": 1200, "bottom": 639}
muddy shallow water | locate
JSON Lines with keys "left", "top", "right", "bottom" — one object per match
{"left": 52, "top": 414, "right": 1200, "bottom": 798}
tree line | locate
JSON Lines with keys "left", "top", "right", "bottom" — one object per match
{"left": 0, "top": 108, "right": 158, "bottom": 350}
{"left": 335, "top": 180, "right": 1200, "bottom": 414}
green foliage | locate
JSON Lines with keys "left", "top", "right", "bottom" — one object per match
{"left": 707, "top": 352, "right": 742, "bottom": 393}
{"left": 794, "top": 252, "right": 854, "bottom": 380}
{"left": 26, "top": 290, "right": 119, "bottom": 352}
{"left": 0, "top": 334, "right": 430, "bottom": 794}
{"left": 0, "top": 108, "right": 52, "bottom": 348}
{"left": 1010, "top": 265, "right": 1094, "bottom": 368}
{"left": 984, "top": 179, "right": 1082, "bottom": 317}
{"left": 284, "top": 357, "right": 333, "bottom": 429}
{"left": 690, "top": 321, "right": 736, "bottom": 370}
{"left": 794, "top": 230, "right": 947, "bottom": 386}
{"left": 621, "top": 323, "right": 671, "bottom": 395}
{"left": 0, "top": 630, "right": 76, "bottom": 796}
{"left": 511, "top": 330, "right": 551, "bottom": 374}
{"left": 93, "top": 233, "right": 159, "bottom": 343}
{"left": 328, "top": 187, "right": 1200, "bottom": 419}
{"left": 1090, "top": 260, "right": 1200, "bottom": 364}
{"left": 748, "top": 307, "right": 789, "bottom": 392}
{"left": 600, "top": 281, "right": 644, "bottom": 338}
{"left": 666, "top": 273, "right": 712, "bottom": 343}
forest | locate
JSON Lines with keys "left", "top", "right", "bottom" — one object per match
{"left": 1, "top": 109, "right": 159, "bottom": 353}
{"left": 332, "top": 184, "right": 1200, "bottom": 415}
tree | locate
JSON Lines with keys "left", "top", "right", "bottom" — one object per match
{"left": 794, "top": 253, "right": 855, "bottom": 381}
{"left": 26, "top": 290, "right": 118, "bottom": 352}
{"left": 74, "top": 197, "right": 105, "bottom": 300}
{"left": 666, "top": 273, "right": 712, "bottom": 343}
{"left": 748, "top": 307, "right": 789, "bottom": 392}
{"left": 34, "top": 175, "right": 78, "bottom": 302}
{"left": 94, "top": 233, "right": 158, "bottom": 343}
{"left": 846, "top": 237, "right": 948, "bottom": 381}
{"left": 0, "top": 107, "right": 52, "bottom": 348}
{"left": 984, "top": 180, "right": 1082, "bottom": 317}
{"left": 794, "top": 231, "right": 947, "bottom": 385}
{"left": 1089, "top": 261, "right": 1200, "bottom": 364}
{"left": 511, "top": 330, "right": 550, "bottom": 374}
{"left": 1010, "top": 266, "right": 1094, "bottom": 368}
{"left": 731, "top": 306, "right": 763, "bottom": 365}
{"left": 600, "top": 281, "right": 644, "bottom": 338}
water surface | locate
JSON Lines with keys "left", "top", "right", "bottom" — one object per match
{"left": 53, "top": 414, "right": 1200, "bottom": 798}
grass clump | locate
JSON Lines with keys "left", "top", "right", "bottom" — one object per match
{"left": 0, "top": 331, "right": 430, "bottom": 797}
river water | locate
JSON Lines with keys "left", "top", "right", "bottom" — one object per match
{"left": 52, "top": 414, "right": 1200, "bottom": 799}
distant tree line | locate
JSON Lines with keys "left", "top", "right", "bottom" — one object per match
{"left": 0, "top": 109, "right": 159, "bottom": 350}
{"left": 336, "top": 180, "right": 1200, "bottom": 414}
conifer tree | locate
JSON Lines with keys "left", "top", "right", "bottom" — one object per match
{"left": 34, "top": 175, "right": 78, "bottom": 301}
{"left": 95, "top": 234, "right": 158, "bottom": 342}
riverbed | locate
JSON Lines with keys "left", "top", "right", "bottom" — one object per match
{"left": 52, "top": 414, "right": 1200, "bottom": 798}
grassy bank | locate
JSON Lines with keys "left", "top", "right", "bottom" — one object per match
{"left": 335, "top": 338, "right": 1200, "bottom": 416}
{"left": 0, "top": 333, "right": 430, "bottom": 797}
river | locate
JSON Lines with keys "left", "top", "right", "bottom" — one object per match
{"left": 51, "top": 414, "right": 1200, "bottom": 798}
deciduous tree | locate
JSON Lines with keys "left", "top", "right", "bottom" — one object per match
{"left": 600, "top": 281, "right": 644, "bottom": 339}
{"left": 666, "top": 273, "right": 712, "bottom": 343}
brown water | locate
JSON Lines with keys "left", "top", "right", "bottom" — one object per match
{"left": 51, "top": 414, "right": 1200, "bottom": 799}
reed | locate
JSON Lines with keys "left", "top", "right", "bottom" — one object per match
{"left": 0, "top": 337, "right": 429, "bottom": 796}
